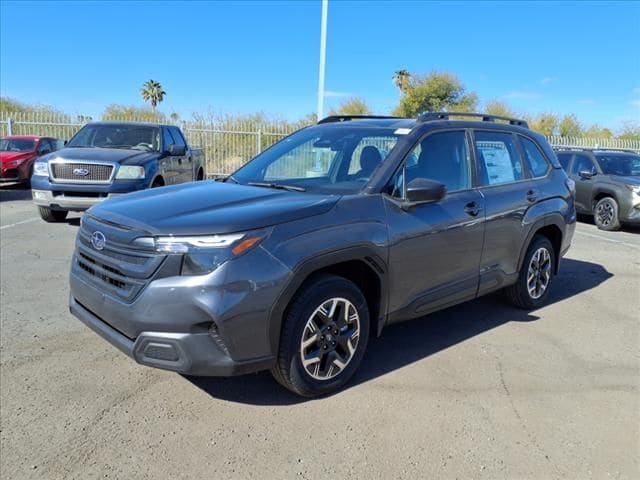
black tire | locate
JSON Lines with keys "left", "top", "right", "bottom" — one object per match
{"left": 151, "top": 178, "right": 164, "bottom": 188}
{"left": 505, "top": 235, "right": 555, "bottom": 309}
{"left": 38, "top": 206, "right": 68, "bottom": 223}
{"left": 593, "top": 197, "right": 621, "bottom": 231}
{"left": 271, "top": 274, "right": 370, "bottom": 397}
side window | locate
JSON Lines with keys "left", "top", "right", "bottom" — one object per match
{"left": 520, "top": 136, "right": 550, "bottom": 177}
{"left": 38, "top": 139, "right": 52, "bottom": 153}
{"left": 169, "top": 127, "right": 186, "bottom": 148}
{"left": 163, "top": 128, "right": 175, "bottom": 150}
{"left": 557, "top": 153, "right": 572, "bottom": 171}
{"left": 570, "top": 154, "right": 595, "bottom": 176}
{"left": 389, "top": 130, "right": 470, "bottom": 196}
{"left": 474, "top": 131, "right": 525, "bottom": 186}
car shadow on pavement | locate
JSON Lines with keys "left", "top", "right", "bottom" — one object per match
{"left": 185, "top": 258, "right": 612, "bottom": 405}
{"left": 0, "top": 183, "right": 31, "bottom": 202}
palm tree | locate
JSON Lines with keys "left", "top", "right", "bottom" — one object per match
{"left": 140, "top": 79, "right": 166, "bottom": 112}
{"left": 392, "top": 70, "right": 411, "bottom": 95}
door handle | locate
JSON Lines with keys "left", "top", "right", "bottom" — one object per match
{"left": 464, "top": 201, "right": 480, "bottom": 216}
{"left": 526, "top": 189, "right": 538, "bottom": 202}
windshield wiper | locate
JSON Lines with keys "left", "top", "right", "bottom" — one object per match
{"left": 247, "top": 182, "right": 306, "bottom": 192}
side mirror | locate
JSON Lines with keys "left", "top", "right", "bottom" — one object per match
{"left": 405, "top": 178, "right": 447, "bottom": 205}
{"left": 64, "top": 140, "right": 68, "bottom": 146}
{"left": 578, "top": 169, "right": 594, "bottom": 179}
{"left": 168, "top": 144, "right": 186, "bottom": 156}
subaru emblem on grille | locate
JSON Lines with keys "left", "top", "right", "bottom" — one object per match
{"left": 73, "top": 168, "right": 90, "bottom": 176}
{"left": 91, "top": 231, "right": 106, "bottom": 250}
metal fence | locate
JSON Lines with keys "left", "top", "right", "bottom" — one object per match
{"left": 2, "top": 112, "right": 639, "bottom": 177}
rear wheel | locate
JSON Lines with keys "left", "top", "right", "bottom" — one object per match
{"left": 593, "top": 197, "right": 621, "bottom": 231}
{"left": 505, "top": 235, "right": 555, "bottom": 309}
{"left": 38, "top": 206, "right": 68, "bottom": 223}
{"left": 271, "top": 274, "right": 370, "bottom": 397}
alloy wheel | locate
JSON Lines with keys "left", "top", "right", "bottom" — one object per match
{"left": 596, "top": 200, "right": 615, "bottom": 227}
{"left": 299, "top": 297, "right": 360, "bottom": 381}
{"left": 527, "top": 247, "right": 551, "bottom": 299}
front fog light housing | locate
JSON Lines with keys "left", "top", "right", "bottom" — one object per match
{"left": 116, "top": 166, "right": 145, "bottom": 179}
{"left": 33, "top": 162, "right": 48, "bottom": 176}
{"left": 134, "top": 230, "right": 269, "bottom": 275}
{"left": 32, "top": 190, "right": 47, "bottom": 200}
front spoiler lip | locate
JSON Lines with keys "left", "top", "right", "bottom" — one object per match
{"left": 69, "top": 295, "right": 275, "bottom": 376}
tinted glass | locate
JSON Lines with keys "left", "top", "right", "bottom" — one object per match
{"left": 595, "top": 154, "right": 640, "bottom": 176}
{"left": 233, "top": 125, "right": 401, "bottom": 194}
{"left": 404, "top": 131, "right": 471, "bottom": 192}
{"left": 474, "top": 131, "right": 524, "bottom": 185}
{"left": 570, "top": 154, "right": 595, "bottom": 175}
{"left": 38, "top": 139, "right": 52, "bottom": 153}
{"left": 68, "top": 124, "right": 160, "bottom": 151}
{"left": 520, "top": 137, "right": 550, "bottom": 177}
{"left": 557, "top": 153, "right": 572, "bottom": 170}
{"left": 0, "top": 139, "right": 35, "bottom": 151}
{"left": 163, "top": 128, "right": 175, "bottom": 149}
{"left": 169, "top": 127, "right": 186, "bottom": 148}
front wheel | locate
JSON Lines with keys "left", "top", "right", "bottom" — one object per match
{"left": 505, "top": 235, "right": 555, "bottom": 309}
{"left": 271, "top": 274, "right": 370, "bottom": 397}
{"left": 594, "top": 197, "right": 621, "bottom": 231}
{"left": 38, "top": 206, "right": 68, "bottom": 223}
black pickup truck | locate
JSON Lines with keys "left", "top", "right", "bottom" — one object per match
{"left": 31, "top": 122, "right": 205, "bottom": 222}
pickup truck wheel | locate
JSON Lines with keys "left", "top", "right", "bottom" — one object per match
{"left": 38, "top": 206, "right": 68, "bottom": 223}
{"left": 271, "top": 274, "right": 370, "bottom": 397}
{"left": 504, "top": 235, "right": 555, "bottom": 309}
{"left": 593, "top": 197, "right": 621, "bottom": 231}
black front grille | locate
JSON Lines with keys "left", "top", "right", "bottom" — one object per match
{"left": 52, "top": 162, "right": 113, "bottom": 182}
{"left": 74, "top": 222, "right": 166, "bottom": 302}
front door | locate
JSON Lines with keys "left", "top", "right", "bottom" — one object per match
{"left": 385, "top": 130, "right": 485, "bottom": 321}
{"left": 569, "top": 153, "right": 597, "bottom": 213}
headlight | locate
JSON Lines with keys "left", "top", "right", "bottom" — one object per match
{"left": 133, "top": 229, "right": 269, "bottom": 275}
{"left": 9, "top": 158, "right": 27, "bottom": 166}
{"left": 625, "top": 184, "right": 640, "bottom": 194}
{"left": 32, "top": 162, "right": 48, "bottom": 176}
{"left": 116, "top": 166, "right": 145, "bottom": 179}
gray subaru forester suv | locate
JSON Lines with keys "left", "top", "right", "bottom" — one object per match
{"left": 69, "top": 112, "right": 576, "bottom": 397}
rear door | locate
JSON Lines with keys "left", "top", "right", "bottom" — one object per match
{"left": 169, "top": 127, "right": 192, "bottom": 183}
{"left": 569, "top": 153, "right": 597, "bottom": 213}
{"left": 473, "top": 130, "right": 533, "bottom": 295}
{"left": 385, "top": 130, "right": 486, "bottom": 319}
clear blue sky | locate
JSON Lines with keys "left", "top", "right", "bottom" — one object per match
{"left": 1, "top": 0, "right": 639, "bottom": 130}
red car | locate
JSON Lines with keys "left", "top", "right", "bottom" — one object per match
{"left": 1, "top": 135, "right": 61, "bottom": 185}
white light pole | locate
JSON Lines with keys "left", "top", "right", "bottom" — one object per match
{"left": 317, "top": 0, "right": 328, "bottom": 121}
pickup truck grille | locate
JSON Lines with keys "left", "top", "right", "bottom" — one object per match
{"left": 51, "top": 162, "right": 114, "bottom": 183}
{"left": 74, "top": 222, "right": 165, "bottom": 302}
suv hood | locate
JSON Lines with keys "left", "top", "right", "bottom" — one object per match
{"left": 610, "top": 175, "right": 640, "bottom": 185}
{"left": 88, "top": 181, "right": 340, "bottom": 235}
{"left": 1, "top": 151, "right": 34, "bottom": 163}
{"left": 46, "top": 147, "right": 156, "bottom": 165}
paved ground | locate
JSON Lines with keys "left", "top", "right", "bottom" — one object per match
{"left": 1, "top": 183, "right": 639, "bottom": 480}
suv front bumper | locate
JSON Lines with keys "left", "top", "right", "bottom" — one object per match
{"left": 70, "top": 296, "right": 273, "bottom": 376}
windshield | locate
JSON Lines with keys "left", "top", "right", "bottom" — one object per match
{"left": 596, "top": 154, "right": 640, "bottom": 176}
{"left": 231, "top": 125, "right": 401, "bottom": 194}
{"left": 67, "top": 124, "right": 160, "bottom": 152}
{"left": 0, "top": 139, "right": 36, "bottom": 152}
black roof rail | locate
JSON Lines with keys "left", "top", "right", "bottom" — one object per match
{"left": 417, "top": 111, "right": 529, "bottom": 128}
{"left": 552, "top": 146, "right": 637, "bottom": 154}
{"left": 317, "top": 115, "right": 402, "bottom": 124}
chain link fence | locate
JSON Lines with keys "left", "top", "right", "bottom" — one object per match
{"left": 2, "top": 112, "right": 639, "bottom": 177}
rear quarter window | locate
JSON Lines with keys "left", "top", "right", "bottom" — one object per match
{"left": 519, "top": 136, "right": 550, "bottom": 177}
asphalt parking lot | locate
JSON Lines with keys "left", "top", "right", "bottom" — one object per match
{"left": 1, "top": 184, "right": 639, "bottom": 480}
